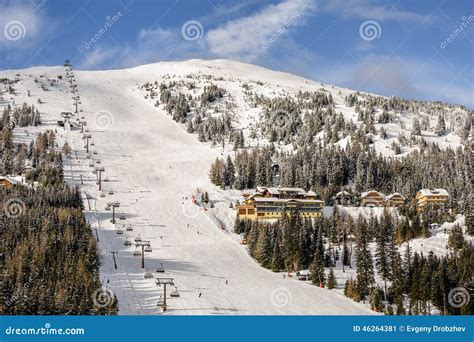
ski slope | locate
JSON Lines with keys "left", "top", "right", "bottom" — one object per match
{"left": 0, "top": 61, "right": 379, "bottom": 315}
{"left": 74, "top": 67, "right": 376, "bottom": 315}
{"left": 6, "top": 58, "right": 468, "bottom": 315}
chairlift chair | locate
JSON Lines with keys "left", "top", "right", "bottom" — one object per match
{"left": 144, "top": 245, "right": 152, "bottom": 253}
{"left": 144, "top": 270, "right": 154, "bottom": 279}
{"left": 156, "top": 263, "right": 165, "bottom": 273}
{"left": 108, "top": 190, "right": 114, "bottom": 195}
{"left": 105, "top": 205, "right": 111, "bottom": 211}
{"left": 124, "top": 239, "right": 132, "bottom": 246}
{"left": 116, "top": 229, "right": 123, "bottom": 235}
{"left": 170, "top": 287, "right": 180, "bottom": 298}
{"left": 133, "top": 249, "right": 142, "bottom": 257}
{"left": 119, "top": 215, "right": 126, "bottom": 220}
{"left": 100, "top": 193, "right": 106, "bottom": 198}
{"left": 135, "top": 236, "right": 142, "bottom": 243}
{"left": 126, "top": 225, "right": 133, "bottom": 231}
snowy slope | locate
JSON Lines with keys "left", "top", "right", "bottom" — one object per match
{"left": 1, "top": 61, "right": 377, "bottom": 315}
{"left": 1, "top": 59, "right": 469, "bottom": 315}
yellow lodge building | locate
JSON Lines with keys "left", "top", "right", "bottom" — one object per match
{"left": 416, "top": 188, "right": 449, "bottom": 211}
{"left": 237, "top": 187, "right": 324, "bottom": 220}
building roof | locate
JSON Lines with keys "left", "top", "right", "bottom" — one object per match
{"left": 385, "top": 193, "right": 406, "bottom": 200}
{"left": 361, "top": 190, "right": 385, "bottom": 198}
{"left": 333, "top": 190, "right": 353, "bottom": 198}
{"left": 417, "top": 189, "right": 449, "bottom": 197}
{"left": 254, "top": 186, "right": 317, "bottom": 197}
{"left": 253, "top": 197, "right": 323, "bottom": 204}
{"left": 0, "top": 176, "right": 18, "bottom": 185}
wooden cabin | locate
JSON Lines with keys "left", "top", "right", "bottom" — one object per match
{"left": 332, "top": 190, "right": 353, "bottom": 205}
{"left": 384, "top": 193, "right": 405, "bottom": 207}
{"left": 360, "top": 190, "right": 385, "bottom": 207}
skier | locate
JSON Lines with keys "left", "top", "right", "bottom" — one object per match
{"left": 199, "top": 293, "right": 202, "bottom": 298}
{"left": 225, "top": 280, "right": 228, "bottom": 285}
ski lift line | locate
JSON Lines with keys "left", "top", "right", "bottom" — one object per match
{"left": 123, "top": 271, "right": 144, "bottom": 313}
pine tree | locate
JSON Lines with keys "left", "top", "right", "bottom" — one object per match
{"left": 355, "top": 215, "right": 374, "bottom": 300}
{"left": 435, "top": 114, "right": 446, "bottom": 136}
{"left": 376, "top": 210, "right": 393, "bottom": 305}
{"left": 223, "top": 155, "right": 235, "bottom": 188}
{"left": 327, "top": 268, "right": 337, "bottom": 289}
{"left": 310, "top": 252, "right": 325, "bottom": 287}
{"left": 271, "top": 238, "right": 285, "bottom": 272}
{"left": 412, "top": 118, "right": 422, "bottom": 135}
{"left": 256, "top": 225, "right": 273, "bottom": 268}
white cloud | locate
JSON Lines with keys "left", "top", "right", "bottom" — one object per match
{"left": 78, "top": 46, "right": 123, "bottom": 70}
{"left": 315, "top": 53, "right": 473, "bottom": 108}
{"left": 79, "top": 0, "right": 317, "bottom": 68}
{"left": 320, "top": 0, "right": 429, "bottom": 22}
{"left": 205, "top": 0, "right": 316, "bottom": 61}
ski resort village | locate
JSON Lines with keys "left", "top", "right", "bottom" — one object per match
{"left": 0, "top": 59, "right": 472, "bottom": 316}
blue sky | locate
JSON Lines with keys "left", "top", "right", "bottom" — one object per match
{"left": 0, "top": 0, "right": 472, "bottom": 108}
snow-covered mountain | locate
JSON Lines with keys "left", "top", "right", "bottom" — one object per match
{"left": 0, "top": 59, "right": 471, "bottom": 315}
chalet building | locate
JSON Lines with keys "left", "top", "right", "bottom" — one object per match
{"left": 237, "top": 187, "right": 324, "bottom": 220}
{"left": 0, "top": 176, "right": 18, "bottom": 189}
{"left": 384, "top": 193, "right": 405, "bottom": 207}
{"left": 332, "top": 191, "right": 353, "bottom": 205}
{"left": 360, "top": 190, "right": 385, "bottom": 207}
{"left": 416, "top": 189, "right": 449, "bottom": 211}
